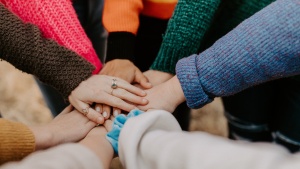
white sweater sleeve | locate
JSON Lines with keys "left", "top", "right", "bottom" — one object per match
{"left": 119, "top": 110, "right": 300, "bottom": 169}
{"left": 0, "top": 143, "right": 103, "bottom": 169}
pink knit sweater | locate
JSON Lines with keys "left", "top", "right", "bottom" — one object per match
{"left": 1, "top": 0, "right": 102, "bottom": 74}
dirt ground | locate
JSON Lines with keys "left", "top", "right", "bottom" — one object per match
{"left": 0, "top": 61, "right": 228, "bottom": 168}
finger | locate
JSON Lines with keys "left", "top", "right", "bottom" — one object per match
{"left": 68, "top": 96, "right": 89, "bottom": 116}
{"left": 113, "top": 77, "right": 147, "bottom": 97}
{"left": 95, "top": 92, "right": 137, "bottom": 112}
{"left": 104, "top": 119, "right": 113, "bottom": 132}
{"left": 111, "top": 88, "right": 148, "bottom": 105}
{"left": 102, "top": 104, "right": 111, "bottom": 120}
{"left": 134, "top": 70, "right": 152, "bottom": 89}
{"left": 95, "top": 103, "right": 103, "bottom": 113}
{"left": 60, "top": 105, "right": 73, "bottom": 115}
{"left": 70, "top": 96, "right": 104, "bottom": 124}
{"left": 110, "top": 115, "right": 115, "bottom": 121}
{"left": 86, "top": 108, "right": 105, "bottom": 124}
{"left": 112, "top": 107, "right": 121, "bottom": 117}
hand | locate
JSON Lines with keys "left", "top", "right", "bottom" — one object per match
{"left": 69, "top": 75, "right": 148, "bottom": 124}
{"left": 29, "top": 105, "right": 96, "bottom": 150}
{"left": 143, "top": 70, "right": 174, "bottom": 86}
{"left": 94, "top": 103, "right": 120, "bottom": 120}
{"left": 79, "top": 124, "right": 114, "bottom": 169}
{"left": 138, "top": 76, "right": 186, "bottom": 112}
{"left": 100, "top": 59, "right": 152, "bottom": 88}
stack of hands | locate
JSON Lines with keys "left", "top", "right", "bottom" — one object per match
{"left": 30, "top": 59, "right": 186, "bottom": 158}
{"left": 68, "top": 59, "right": 185, "bottom": 125}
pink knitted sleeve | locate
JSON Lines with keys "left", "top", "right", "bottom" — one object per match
{"left": 1, "top": 0, "right": 102, "bottom": 74}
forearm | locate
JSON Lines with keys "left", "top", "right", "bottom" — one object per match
{"left": 79, "top": 127, "right": 114, "bottom": 169}
{"left": 80, "top": 137, "right": 113, "bottom": 169}
{"left": 176, "top": 0, "right": 300, "bottom": 108}
{"left": 1, "top": 0, "right": 102, "bottom": 73}
{"left": 150, "top": 0, "right": 221, "bottom": 74}
{"left": 0, "top": 144, "right": 104, "bottom": 169}
{"left": 103, "top": 0, "right": 143, "bottom": 62}
{"left": 119, "top": 110, "right": 300, "bottom": 169}
{"left": 0, "top": 4, "right": 94, "bottom": 98}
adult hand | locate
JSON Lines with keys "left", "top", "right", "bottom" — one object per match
{"left": 69, "top": 75, "right": 148, "bottom": 124}
{"left": 143, "top": 70, "right": 174, "bottom": 86}
{"left": 29, "top": 105, "right": 96, "bottom": 150}
{"left": 100, "top": 59, "right": 152, "bottom": 89}
{"left": 138, "top": 76, "right": 185, "bottom": 112}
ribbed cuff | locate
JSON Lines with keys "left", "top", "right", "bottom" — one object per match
{"left": 0, "top": 120, "right": 35, "bottom": 164}
{"left": 176, "top": 54, "right": 212, "bottom": 109}
{"left": 105, "top": 32, "right": 136, "bottom": 62}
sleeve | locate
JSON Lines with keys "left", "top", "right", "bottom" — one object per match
{"left": 103, "top": 0, "right": 143, "bottom": 62}
{"left": 0, "top": 144, "right": 104, "bottom": 169}
{"left": 176, "top": 0, "right": 300, "bottom": 108}
{"left": 1, "top": 0, "right": 102, "bottom": 73}
{"left": 0, "top": 4, "right": 94, "bottom": 98}
{"left": 0, "top": 119, "right": 35, "bottom": 165}
{"left": 118, "top": 110, "right": 300, "bottom": 169}
{"left": 150, "top": 0, "right": 221, "bottom": 74}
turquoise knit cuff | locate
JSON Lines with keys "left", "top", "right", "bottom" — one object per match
{"left": 106, "top": 109, "right": 144, "bottom": 155}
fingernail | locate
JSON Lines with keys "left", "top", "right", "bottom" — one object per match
{"left": 97, "top": 117, "right": 104, "bottom": 124}
{"left": 96, "top": 107, "right": 101, "bottom": 112}
{"left": 142, "top": 98, "right": 148, "bottom": 103}
{"left": 113, "top": 110, "right": 119, "bottom": 117}
{"left": 103, "top": 111, "right": 108, "bottom": 118}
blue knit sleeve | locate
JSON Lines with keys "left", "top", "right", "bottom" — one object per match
{"left": 176, "top": 0, "right": 300, "bottom": 109}
{"left": 106, "top": 109, "right": 144, "bottom": 155}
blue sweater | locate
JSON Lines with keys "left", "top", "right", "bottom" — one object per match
{"left": 176, "top": 0, "right": 300, "bottom": 109}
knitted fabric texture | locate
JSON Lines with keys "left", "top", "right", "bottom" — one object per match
{"left": 0, "top": 4, "right": 95, "bottom": 98}
{"left": 1, "top": 0, "right": 102, "bottom": 73}
{"left": 103, "top": 0, "right": 177, "bottom": 63}
{"left": 0, "top": 119, "right": 35, "bottom": 165}
{"left": 151, "top": 0, "right": 275, "bottom": 74}
{"left": 176, "top": 0, "right": 300, "bottom": 109}
{"left": 151, "top": 0, "right": 221, "bottom": 74}
{"left": 106, "top": 109, "right": 143, "bottom": 155}
{"left": 103, "top": 0, "right": 177, "bottom": 34}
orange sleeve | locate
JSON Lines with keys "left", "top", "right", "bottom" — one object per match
{"left": 0, "top": 119, "right": 35, "bottom": 164}
{"left": 103, "top": 0, "right": 143, "bottom": 34}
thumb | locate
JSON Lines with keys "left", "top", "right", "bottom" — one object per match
{"left": 134, "top": 69, "right": 152, "bottom": 89}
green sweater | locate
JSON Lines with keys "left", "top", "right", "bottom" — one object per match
{"left": 151, "top": 0, "right": 275, "bottom": 74}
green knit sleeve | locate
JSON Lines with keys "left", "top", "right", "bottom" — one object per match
{"left": 150, "top": 0, "right": 221, "bottom": 74}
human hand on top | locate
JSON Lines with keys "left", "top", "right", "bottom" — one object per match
{"left": 97, "top": 59, "right": 152, "bottom": 117}
{"left": 100, "top": 59, "right": 152, "bottom": 88}
{"left": 68, "top": 75, "right": 148, "bottom": 124}
{"left": 138, "top": 76, "right": 186, "bottom": 113}
{"left": 143, "top": 70, "right": 174, "bottom": 86}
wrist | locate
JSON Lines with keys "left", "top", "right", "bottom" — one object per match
{"left": 29, "top": 125, "right": 55, "bottom": 150}
{"left": 80, "top": 128, "right": 114, "bottom": 168}
{"left": 168, "top": 76, "right": 186, "bottom": 107}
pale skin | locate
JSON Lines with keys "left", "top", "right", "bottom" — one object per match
{"left": 79, "top": 120, "right": 114, "bottom": 169}
{"left": 138, "top": 76, "right": 186, "bottom": 113}
{"left": 68, "top": 75, "right": 148, "bottom": 124}
{"left": 29, "top": 105, "right": 96, "bottom": 150}
{"left": 98, "top": 59, "right": 174, "bottom": 116}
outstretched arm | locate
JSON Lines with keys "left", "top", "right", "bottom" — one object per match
{"left": 0, "top": 3, "right": 94, "bottom": 99}
{"left": 119, "top": 110, "right": 300, "bottom": 169}
{"left": 176, "top": 0, "right": 300, "bottom": 108}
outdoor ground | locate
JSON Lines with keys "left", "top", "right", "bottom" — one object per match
{"left": 0, "top": 61, "right": 228, "bottom": 168}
